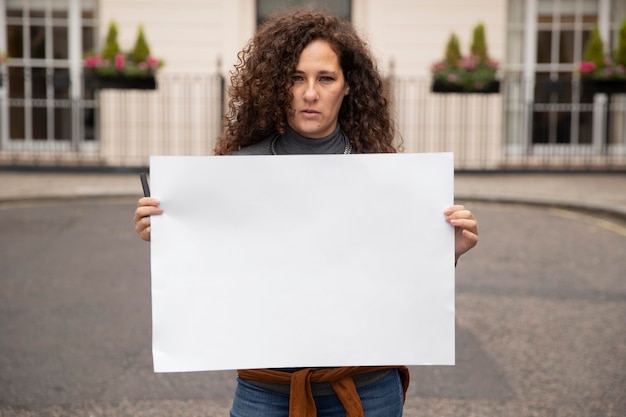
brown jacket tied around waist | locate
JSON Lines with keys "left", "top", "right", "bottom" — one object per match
{"left": 237, "top": 366, "right": 410, "bottom": 417}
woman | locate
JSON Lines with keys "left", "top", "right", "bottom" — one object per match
{"left": 134, "top": 9, "right": 478, "bottom": 417}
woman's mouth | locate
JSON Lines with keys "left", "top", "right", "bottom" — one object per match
{"left": 301, "top": 109, "right": 320, "bottom": 118}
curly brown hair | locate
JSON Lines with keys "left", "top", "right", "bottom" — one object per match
{"left": 214, "top": 9, "right": 397, "bottom": 155}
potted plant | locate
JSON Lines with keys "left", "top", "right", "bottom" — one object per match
{"left": 84, "top": 22, "right": 163, "bottom": 90}
{"left": 578, "top": 22, "right": 626, "bottom": 95}
{"left": 431, "top": 23, "right": 500, "bottom": 94}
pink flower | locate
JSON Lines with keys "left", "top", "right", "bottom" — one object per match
{"left": 114, "top": 53, "right": 125, "bottom": 70}
{"left": 138, "top": 62, "right": 148, "bottom": 71}
{"left": 617, "top": 65, "right": 625, "bottom": 74}
{"left": 447, "top": 73, "right": 458, "bottom": 83}
{"left": 431, "top": 61, "right": 445, "bottom": 72}
{"left": 146, "top": 55, "right": 160, "bottom": 69}
{"left": 459, "top": 56, "right": 476, "bottom": 70}
{"left": 83, "top": 56, "right": 101, "bottom": 68}
{"left": 578, "top": 61, "right": 596, "bottom": 73}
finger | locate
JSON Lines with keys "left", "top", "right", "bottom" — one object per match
{"left": 133, "top": 205, "right": 163, "bottom": 224}
{"left": 449, "top": 218, "right": 477, "bottom": 232}
{"left": 461, "top": 230, "right": 479, "bottom": 250}
{"left": 447, "top": 208, "right": 474, "bottom": 219}
{"left": 135, "top": 218, "right": 154, "bottom": 242}
{"left": 444, "top": 205, "right": 466, "bottom": 215}
{"left": 134, "top": 215, "right": 151, "bottom": 234}
{"left": 139, "top": 225, "right": 151, "bottom": 242}
{"left": 137, "top": 197, "right": 160, "bottom": 208}
{"left": 445, "top": 208, "right": 475, "bottom": 222}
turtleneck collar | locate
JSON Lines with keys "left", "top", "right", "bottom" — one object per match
{"left": 272, "top": 125, "right": 347, "bottom": 155}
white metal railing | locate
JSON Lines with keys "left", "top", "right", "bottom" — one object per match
{"left": 0, "top": 74, "right": 625, "bottom": 171}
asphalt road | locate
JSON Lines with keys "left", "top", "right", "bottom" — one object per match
{"left": 0, "top": 198, "right": 625, "bottom": 417}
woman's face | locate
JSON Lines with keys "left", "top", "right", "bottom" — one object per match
{"left": 287, "top": 39, "right": 349, "bottom": 139}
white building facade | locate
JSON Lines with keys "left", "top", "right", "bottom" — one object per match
{"left": 0, "top": 0, "right": 624, "bottom": 169}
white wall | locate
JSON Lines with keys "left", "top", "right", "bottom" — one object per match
{"left": 99, "top": 0, "right": 507, "bottom": 78}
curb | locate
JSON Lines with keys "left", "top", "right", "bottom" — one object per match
{"left": 456, "top": 194, "right": 626, "bottom": 221}
{"left": 2, "top": 191, "right": 625, "bottom": 222}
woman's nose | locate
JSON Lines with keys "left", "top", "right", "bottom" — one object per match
{"left": 303, "top": 81, "right": 319, "bottom": 102}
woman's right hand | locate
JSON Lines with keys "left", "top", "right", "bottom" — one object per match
{"left": 133, "top": 197, "right": 163, "bottom": 241}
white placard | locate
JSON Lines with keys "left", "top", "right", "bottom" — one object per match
{"left": 150, "top": 153, "right": 455, "bottom": 372}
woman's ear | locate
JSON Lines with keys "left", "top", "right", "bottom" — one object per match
{"left": 344, "top": 85, "right": 350, "bottom": 95}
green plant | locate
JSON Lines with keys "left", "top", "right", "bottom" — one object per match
{"left": 431, "top": 23, "right": 500, "bottom": 92}
{"left": 614, "top": 18, "right": 626, "bottom": 66}
{"left": 101, "top": 22, "right": 121, "bottom": 61}
{"left": 578, "top": 22, "right": 626, "bottom": 80}
{"left": 83, "top": 21, "right": 163, "bottom": 78}
{"left": 130, "top": 25, "right": 151, "bottom": 63}
{"left": 470, "top": 23, "right": 489, "bottom": 62}
{"left": 444, "top": 34, "right": 462, "bottom": 67}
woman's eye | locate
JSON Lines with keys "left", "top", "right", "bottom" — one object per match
{"left": 292, "top": 75, "right": 304, "bottom": 82}
{"left": 319, "top": 76, "right": 334, "bottom": 82}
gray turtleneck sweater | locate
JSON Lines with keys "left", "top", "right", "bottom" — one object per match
{"left": 232, "top": 125, "right": 349, "bottom": 155}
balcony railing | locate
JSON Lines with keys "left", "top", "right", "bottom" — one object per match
{"left": 0, "top": 73, "right": 624, "bottom": 171}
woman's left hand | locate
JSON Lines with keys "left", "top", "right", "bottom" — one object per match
{"left": 444, "top": 205, "right": 478, "bottom": 262}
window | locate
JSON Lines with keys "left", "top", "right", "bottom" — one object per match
{"left": 3, "top": 0, "right": 97, "bottom": 146}
{"left": 256, "top": 0, "right": 351, "bottom": 26}
{"left": 505, "top": 0, "right": 626, "bottom": 153}
{"left": 533, "top": 0, "right": 598, "bottom": 146}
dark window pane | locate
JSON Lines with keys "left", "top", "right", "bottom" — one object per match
{"left": 55, "top": 107, "right": 71, "bottom": 140}
{"left": 532, "top": 111, "right": 550, "bottom": 144}
{"left": 32, "top": 107, "right": 48, "bottom": 140}
{"left": 537, "top": 31, "right": 552, "bottom": 63}
{"left": 580, "top": 30, "right": 590, "bottom": 59}
{"left": 82, "top": 26, "right": 96, "bottom": 54}
{"left": 7, "top": 25, "right": 24, "bottom": 58}
{"left": 534, "top": 72, "right": 552, "bottom": 102}
{"left": 556, "top": 72, "right": 572, "bottom": 103}
{"left": 53, "top": 26, "right": 69, "bottom": 59}
{"left": 257, "top": 0, "right": 351, "bottom": 25}
{"left": 9, "top": 106, "right": 25, "bottom": 140}
{"left": 30, "top": 26, "right": 46, "bottom": 59}
{"left": 52, "top": 10, "right": 68, "bottom": 19}
{"left": 7, "top": 7, "right": 23, "bottom": 17}
{"left": 535, "top": 78, "right": 571, "bottom": 102}
{"left": 559, "top": 30, "right": 575, "bottom": 63}
{"left": 30, "top": 10, "right": 45, "bottom": 19}
{"left": 32, "top": 68, "right": 47, "bottom": 99}
{"left": 84, "top": 108, "right": 96, "bottom": 141}
{"left": 535, "top": 72, "right": 573, "bottom": 103}
{"left": 54, "top": 69, "right": 70, "bottom": 99}
{"left": 8, "top": 67, "right": 25, "bottom": 99}
{"left": 578, "top": 111, "right": 593, "bottom": 144}
{"left": 554, "top": 111, "right": 571, "bottom": 144}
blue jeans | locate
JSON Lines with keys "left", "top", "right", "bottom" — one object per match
{"left": 230, "top": 369, "right": 404, "bottom": 417}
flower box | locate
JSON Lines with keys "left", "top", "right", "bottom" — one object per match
{"left": 86, "top": 73, "right": 157, "bottom": 90}
{"left": 431, "top": 79, "right": 500, "bottom": 94}
{"left": 82, "top": 22, "right": 163, "bottom": 91}
{"left": 581, "top": 79, "right": 626, "bottom": 96}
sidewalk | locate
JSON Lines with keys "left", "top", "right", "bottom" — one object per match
{"left": 1, "top": 170, "right": 625, "bottom": 218}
